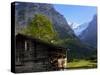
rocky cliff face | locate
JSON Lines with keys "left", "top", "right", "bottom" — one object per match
{"left": 15, "top": 2, "right": 75, "bottom": 39}
{"left": 79, "top": 15, "right": 97, "bottom": 48}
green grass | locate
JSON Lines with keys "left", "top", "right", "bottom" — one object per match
{"left": 67, "top": 59, "right": 97, "bottom": 69}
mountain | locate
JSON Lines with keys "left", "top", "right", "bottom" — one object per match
{"left": 79, "top": 15, "right": 97, "bottom": 48}
{"left": 73, "top": 23, "right": 89, "bottom": 36}
{"left": 15, "top": 2, "right": 75, "bottom": 39}
{"left": 14, "top": 2, "right": 96, "bottom": 60}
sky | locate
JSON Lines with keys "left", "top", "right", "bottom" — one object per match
{"left": 54, "top": 4, "right": 97, "bottom": 28}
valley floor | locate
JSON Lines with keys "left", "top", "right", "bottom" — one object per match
{"left": 67, "top": 59, "right": 97, "bottom": 69}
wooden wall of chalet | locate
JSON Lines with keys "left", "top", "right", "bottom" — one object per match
{"left": 15, "top": 34, "right": 66, "bottom": 72}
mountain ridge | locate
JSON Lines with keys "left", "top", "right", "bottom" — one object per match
{"left": 15, "top": 2, "right": 75, "bottom": 39}
{"left": 79, "top": 15, "right": 97, "bottom": 48}
{"left": 73, "top": 23, "right": 89, "bottom": 36}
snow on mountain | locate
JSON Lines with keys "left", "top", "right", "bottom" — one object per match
{"left": 73, "top": 23, "right": 89, "bottom": 36}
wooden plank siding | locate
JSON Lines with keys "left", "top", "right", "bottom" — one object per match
{"left": 15, "top": 33, "right": 67, "bottom": 72}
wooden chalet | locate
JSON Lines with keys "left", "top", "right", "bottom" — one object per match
{"left": 15, "top": 33, "right": 67, "bottom": 72}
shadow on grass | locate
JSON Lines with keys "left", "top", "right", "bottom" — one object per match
{"left": 67, "top": 65, "right": 97, "bottom": 69}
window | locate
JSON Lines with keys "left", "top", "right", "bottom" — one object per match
{"left": 25, "top": 40, "right": 30, "bottom": 51}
